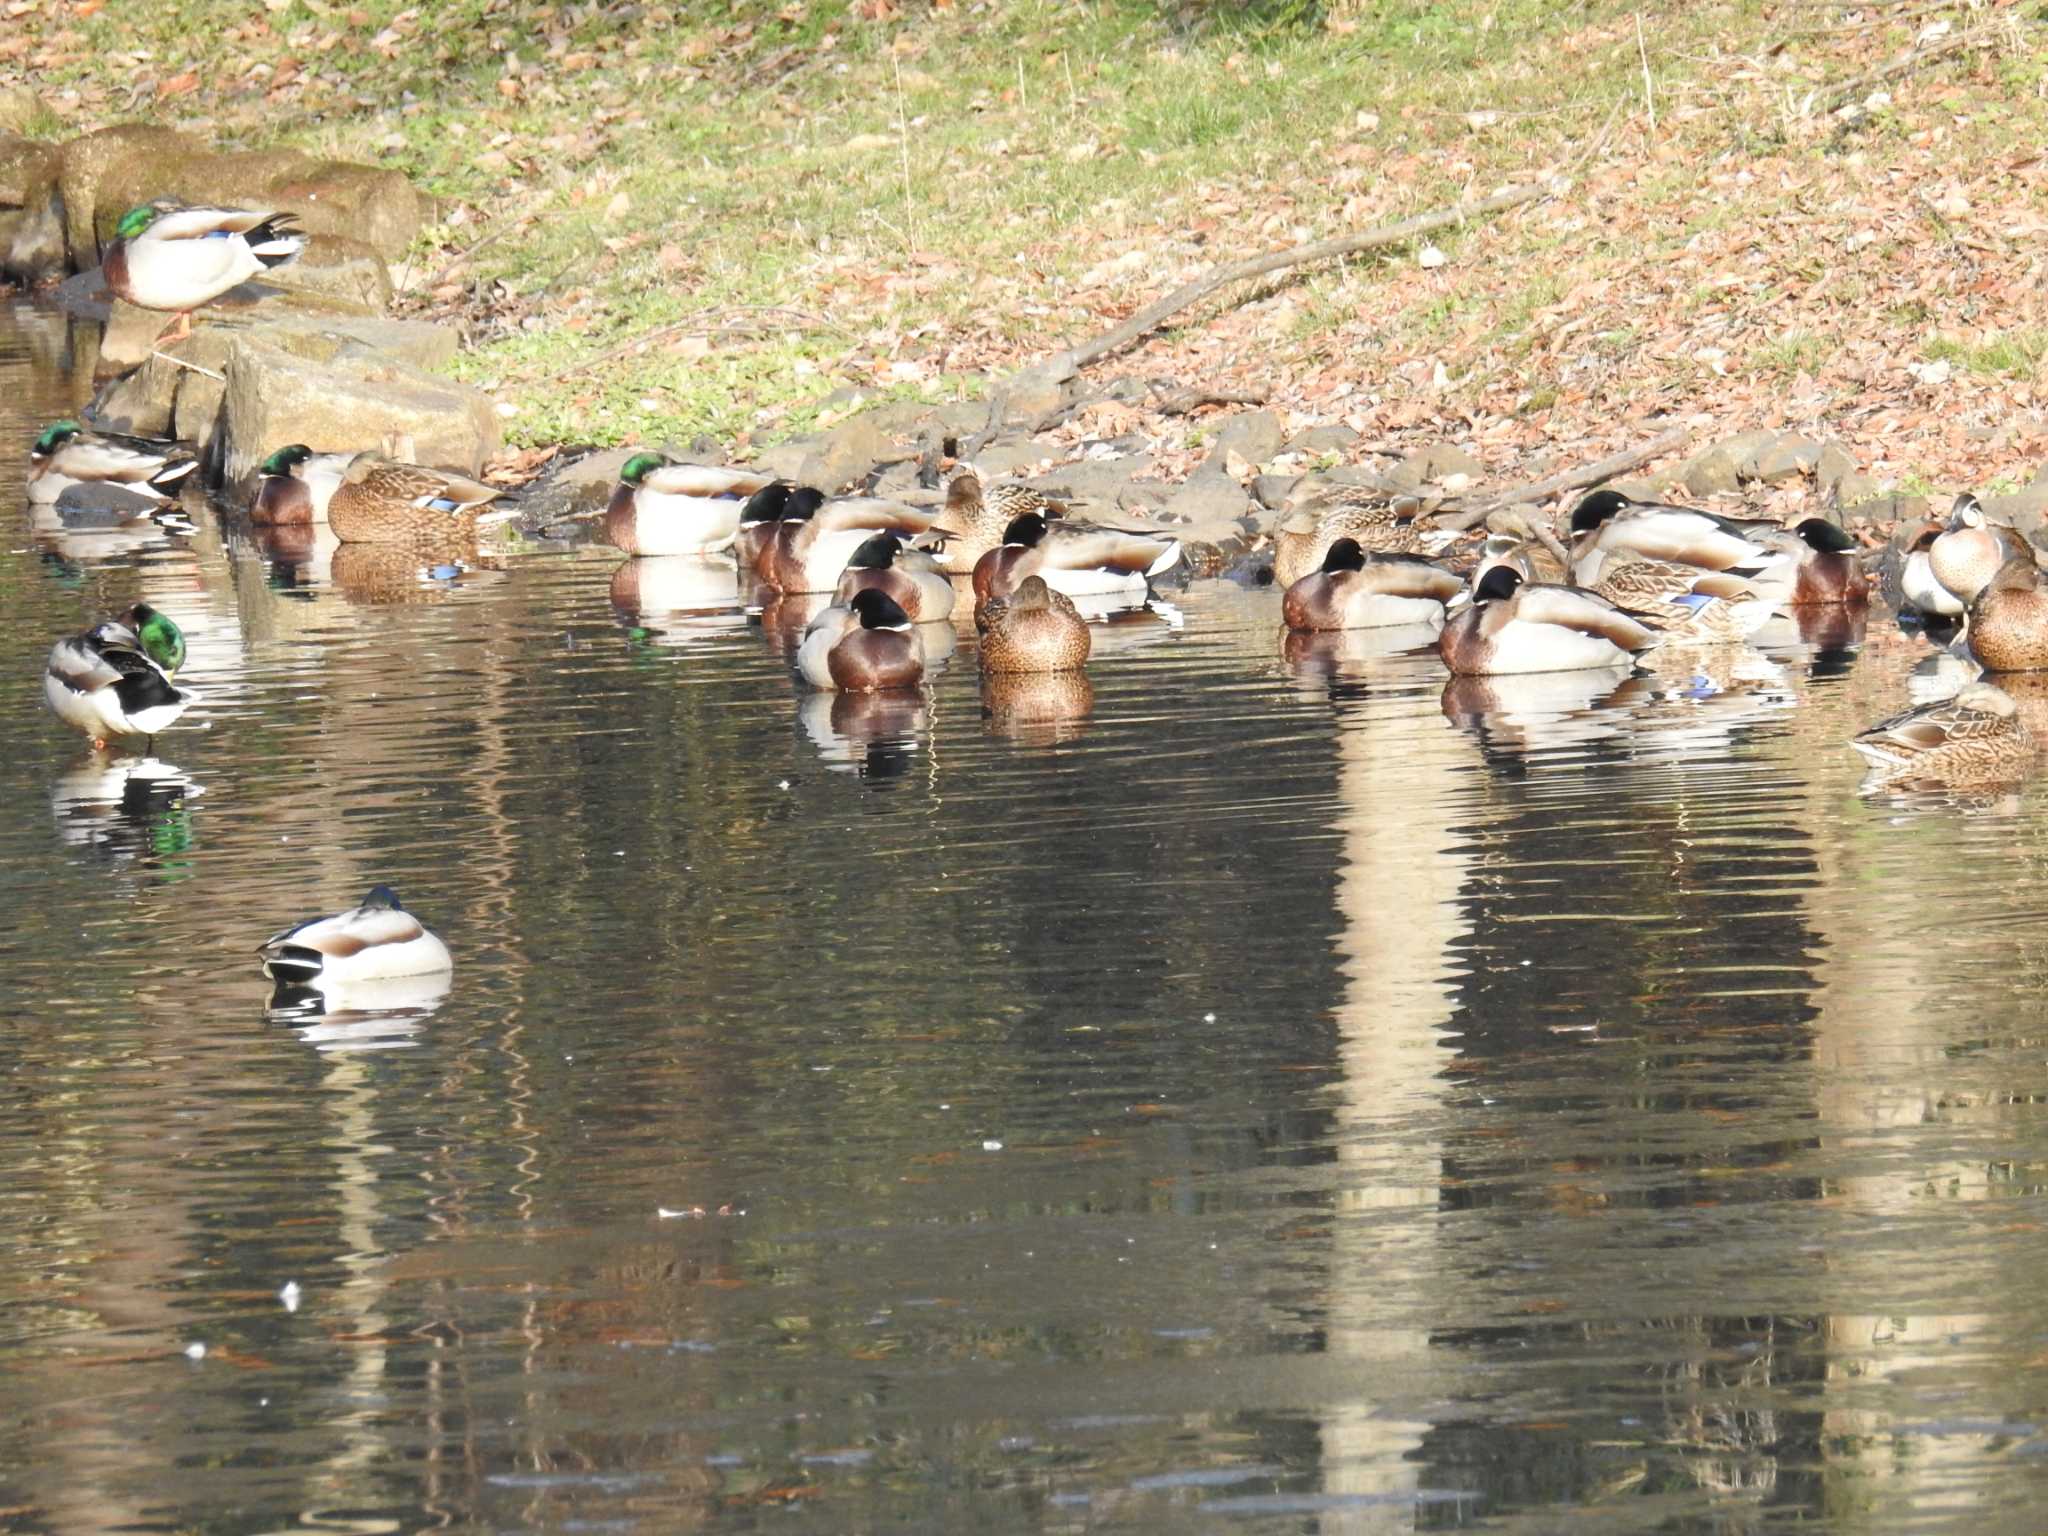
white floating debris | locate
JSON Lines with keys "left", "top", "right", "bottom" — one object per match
{"left": 778, "top": 779, "right": 791, "bottom": 790}
{"left": 279, "top": 1282, "right": 301, "bottom": 1313}
{"left": 659, "top": 1205, "right": 706, "bottom": 1220}
{"left": 1202, "top": 1012, "right": 1217, "bottom": 1023}
{"left": 982, "top": 1139, "right": 1004, "bottom": 1152}
{"left": 1417, "top": 243, "right": 1448, "bottom": 269}
{"left": 184, "top": 1341, "right": 207, "bottom": 1360}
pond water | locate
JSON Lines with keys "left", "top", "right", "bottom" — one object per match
{"left": 5, "top": 296, "right": 2048, "bottom": 1534}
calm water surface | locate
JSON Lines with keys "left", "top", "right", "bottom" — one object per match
{"left": 5, "top": 299, "right": 2048, "bottom": 1533}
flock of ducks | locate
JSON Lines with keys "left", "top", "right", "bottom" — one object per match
{"left": 1272, "top": 481, "right": 2046, "bottom": 787}
{"left": 26, "top": 201, "right": 2048, "bottom": 993}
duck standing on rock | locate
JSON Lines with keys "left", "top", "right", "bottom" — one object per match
{"left": 251, "top": 444, "right": 352, "bottom": 525}
{"left": 44, "top": 604, "right": 199, "bottom": 752}
{"left": 29, "top": 421, "right": 196, "bottom": 505}
{"left": 604, "top": 455, "right": 783, "bottom": 556}
{"left": 1281, "top": 538, "right": 1462, "bottom": 631}
{"left": 101, "top": 203, "right": 305, "bottom": 342}
{"left": 327, "top": 453, "right": 517, "bottom": 544}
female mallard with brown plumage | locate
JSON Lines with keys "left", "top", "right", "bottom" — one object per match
{"left": 977, "top": 575, "right": 1091, "bottom": 673}
{"left": 1586, "top": 550, "right": 1774, "bottom": 643}
{"left": 1439, "top": 565, "right": 1662, "bottom": 676}
{"left": 833, "top": 532, "right": 956, "bottom": 622}
{"left": 1965, "top": 553, "right": 2048, "bottom": 672}
{"left": 933, "top": 472, "right": 1064, "bottom": 575}
{"left": 1850, "top": 682, "right": 2031, "bottom": 785}
{"left": 1273, "top": 486, "right": 1436, "bottom": 587}
{"left": 326, "top": 453, "right": 517, "bottom": 544}
{"left": 1281, "top": 538, "right": 1462, "bottom": 631}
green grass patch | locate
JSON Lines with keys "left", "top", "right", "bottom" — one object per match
{"left": 1924, "top": 329, "right": 2048, "bottom": 379}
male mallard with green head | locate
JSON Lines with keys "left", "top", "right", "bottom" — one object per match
{"left": 251, "top": 444, "right": 353, "bottom": 525}
{"left": 604, "top": 455, "right": 783, "bottom": 557}
{"left": 29, "top": 420, "right": 196, "bottom": 506}
{"left": 1282, "top": 538, "right": 1462, "bottom": 631}
{"left": 102, "top": 203, "right": 304, "bottom": 342}
{"left": 44, "top": 604, "right": 198, "bottom": 752}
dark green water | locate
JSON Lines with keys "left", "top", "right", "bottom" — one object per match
{"left": 6, "top": 299, "right": 2048, "bottom": 1533}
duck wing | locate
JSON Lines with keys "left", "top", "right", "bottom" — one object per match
{"left": 1513, "top": 583, "right": 1662, "bottom": 651}
{"left": 639, "top": 463, "right": 778, "bottom": 499}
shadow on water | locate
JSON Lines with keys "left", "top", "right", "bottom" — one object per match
{"left": 9, "top": 298, "right": 2048, "bottom": 1530}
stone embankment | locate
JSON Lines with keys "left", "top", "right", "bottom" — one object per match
{"left": 0, "top": 118, "right": 497, "bottom": 486}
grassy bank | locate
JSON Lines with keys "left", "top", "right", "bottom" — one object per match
{"left": 9, "top": 1, "right": 2048, "bottom": 492}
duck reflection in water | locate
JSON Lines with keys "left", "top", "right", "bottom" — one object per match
{"left": 607, "top": 555, "right": 747, "bottom": 646}
{"left": 49, "top": 754, "right": 201, "bottom": 865}
{"left": 266, "top": 970, "right": 452, "bottom": 1051}
{"left": 1441, "top": 667, "right": 1646, "bottom": 767}
{"left": 980, "top": 669, "right": 1094, "bottom": 747}
{"left": 798, "top": 690, "right": 929, "bottom": 779}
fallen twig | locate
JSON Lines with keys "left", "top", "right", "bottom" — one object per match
{"left": 966, "top": 177, "right": 1562, "bottom": 454}
{"left": 1820, "top": 24, "right": 1994, "bottom": 113}
{"left": 150, "top": 349, "right": 225, "bottom": 381}
{"left": 1154, "top": 386, "right": 1269, "bottom": 416}
{"left": 1436, "top": 422, "right": 1694, "bottom": 531}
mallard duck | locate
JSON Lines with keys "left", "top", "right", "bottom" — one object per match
{"left": 970, "top": 512, "right": 1180, "bottom": 605}
{"left": 832, "top": 531, "right": 956, "bottom": 622}
{"left": 1965, "top": 553, "right": 2048, "bottom": 672}
{"left": 43, "top": 604, "right": 198, "bottom": 751}
{"left": 603, "top": 455, "right": 781, "bottom": 556}
{"left": 977, "top": 575, "right": 1091, "bottom": 673}
{"left": 1439, "top": 565, "right": 1662, "bottom": 675}
{"left": 1567, "top": 490, "right": 1787, "bottom": 596}
{"left": 1274, "top": 486, "right": 1435, "bottom": 586}
{"left": 1755, "top": 518, "right": 1869, "bottom": 606}
{"left": 795, "top": 589, "right": 927, "bottom": 691}
{"left": 736, "top": 485, "right": 816, "bottom": 579}
{"left": 1472, "top": 509, "right": 1571, "bottom": 588}
{"left": 326, "top": 453, "right": 517, "bottom": 544}
{"left": 1282, "top": 538, "right": 1462, "bottom": 631}
{"left": 1587, "top": 550, "right": 1774, "bottom": 643}
{"left": 1850, "top": 682, "right": 2031, "bottom": 784}
{"left": 250, "top": 444, "right": 352, "bottom": 525}
{"left": 932, "top": 472, "right": 1064, "bottom": 575}
{"left": 102, "top": 203, "right": 304, "bottom": 341}
{"left": 763, "top": 496, "right": 951, "bottom": 593}
{"left": 1929, "top": 494, "right": 2025, "bottom": 608}
{"left": 28, "top": 421, "right": 196, "bottom": 505}
{"left": 260, "top": 885, "right": 452, "bottom": 984}
{"left": 1892, "top": 522, "right": 1965, "bottom": 618}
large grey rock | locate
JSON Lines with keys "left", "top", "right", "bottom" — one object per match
{"left": 1841, "top": 491, "right": 1928, "bottom": 527}
{"left": 0, "top": 134, "right": 63, "bottom": 284}
{"left": 753, "top": 433, "right": 823, "bottom": 481}
{"left": 1981, "top": 485, "right": 2048, "bottom": 541}
{"left": 58, "top": 124, "right": 199, "bottom": 269}
{"left": 1721, "top": 430, "right": 1780, "bottom": 480}
{"left": 1816, "top": 441, "right": 1858, "bottom": 494}
{"left": 1834, "top": 472, "right": 1883, "bottom": 510}
{"left": 797, "top": 415, "right": 889, "bottom": 493}
{"left": 969, "top": 436, "right": 1051, "bottom": 479}
{"left": 1414, "top": 443, "right": 1486, "bottom": 482}
{"left": 513, "top": 447, "right": 635, "bottom": 532}
{"left": 220, "top": 340, "right": 498, "bottom": 488}
{"left": 0, "top": 88, "right": 45, "bottom": 136}
{"left": 1753, "top": 433, "right": 1821, "bottom": 483}
{"left": 1028, "top": 455, "right": 1156, "bottom": 516}
{"left": 265, "top": 234, "right": 392, "bottom": 310}
{"left": 1284, "top": 423, "right": 1359, "bottom": 457}
{"left": 1207, "top": 409, "right": 1285, "bottom": 467}
{"left": 1252, "top": 472, "right": 1302, "bottom": 509}
{"left": 1681, "top": 445, "right": 1742, "bottom": 497}
{"left": 1165, "top": 469, "right": 1251, "bottom": 524}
